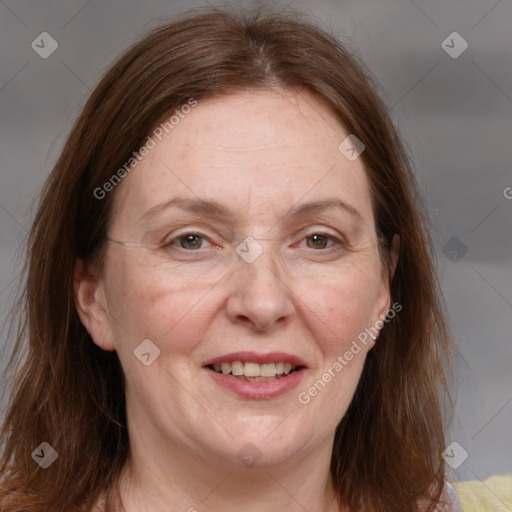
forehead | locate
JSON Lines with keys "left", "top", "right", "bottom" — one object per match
{"left": 111, "top": 89, "right": 374, "bottom": 229}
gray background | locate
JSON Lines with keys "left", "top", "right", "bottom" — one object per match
{"left": 1, "top": 0, "right": 511, "bottom": 488}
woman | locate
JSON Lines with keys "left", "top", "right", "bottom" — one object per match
{"left": 0, "top": 8, "right": 462, "bottom": 511}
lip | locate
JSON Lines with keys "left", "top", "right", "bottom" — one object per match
{"left": 204, "top": 366, "right": 307, "bottom": 400}
{"left": 202, "top": 351, "right": 309, "bottom": 400}
{"left": 203, "top": 351, "right": 308, "bottom": 368}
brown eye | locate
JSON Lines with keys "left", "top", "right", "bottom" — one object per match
{"left": 305, "top": 233, "right": 334, "bottom": 250}
{"left": 179, "top": 234, "right": 203, "bottom": 250}
{"left": 162, "top": 232, "right": 212, "bottom": 251}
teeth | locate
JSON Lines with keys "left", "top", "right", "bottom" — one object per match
{"left": 231, "top": 361, "right": 244, "bottom": 376}
{"left": 210, "top": 360, "right": 298, "bottom": 377}
{"left": 260, "top": 363, "right": 276, "bottom": 377}
{"left": 244, "top": 362, "right": 260, "bottom": 377}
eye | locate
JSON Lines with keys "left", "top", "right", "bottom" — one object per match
{"left": 298, "top": 231, "right": 344, "bottom": 252}
{"left": 162, "top": 232, "right": 213, "bottom": 251}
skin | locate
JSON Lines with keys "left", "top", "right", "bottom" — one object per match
{"left": 75, "top": 88, "right": 399, "bottom": 512}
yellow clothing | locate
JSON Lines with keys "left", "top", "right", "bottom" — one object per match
{"left": 453, "top": 475, "right": 512, "bottom": 512}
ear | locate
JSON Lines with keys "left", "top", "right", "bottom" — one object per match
{"left": 73, "top": 259, "right": 116, "bottom": 351}
{"left": 389, "top": 234, "right": 400, "bottom": 282}
{"left": 371, "top": 234, "right": 401, "bottom": 340}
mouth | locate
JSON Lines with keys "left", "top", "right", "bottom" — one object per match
{"left": 206, "top": 361, "right": 303, "bottom": 382}
{"left": 202, "top": 351, "right": 308, "bottom": 399}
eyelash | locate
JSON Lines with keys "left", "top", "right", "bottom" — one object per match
{"left": 160, "top": 231, "right": 346, "bottom": 255}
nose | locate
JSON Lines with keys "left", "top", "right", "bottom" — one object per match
{"left": 225, "top": 240, "right": 294, "bottom": 333}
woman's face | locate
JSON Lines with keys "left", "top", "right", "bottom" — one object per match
{"left": 80, "top": 89, "right": 392, "bottom": 470}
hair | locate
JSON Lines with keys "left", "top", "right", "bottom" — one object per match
{"left": 0, "top": 7, "right": 454, "bottom": 512}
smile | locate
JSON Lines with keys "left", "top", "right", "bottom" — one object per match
{"left": 203, "top": 352, "right": 308, "bottom": 399}
{"left": 208, "top": 361, "right": 300, "bottom": 381}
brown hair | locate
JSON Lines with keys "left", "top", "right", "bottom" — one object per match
{"left": 0, "top": 7, "right": 453, "bottom": 512}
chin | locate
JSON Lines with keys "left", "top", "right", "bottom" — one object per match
{"left": 217, "top": 428, "right": 307, "bottom": 469}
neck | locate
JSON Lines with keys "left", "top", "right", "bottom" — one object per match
{"left": 115, "top": 424, "right": 341, "bottom": 512}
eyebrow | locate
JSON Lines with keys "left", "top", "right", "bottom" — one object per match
{"left": 138, "top": 195, "right": 363, "bottom": 224}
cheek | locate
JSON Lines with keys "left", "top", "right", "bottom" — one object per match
{"left": 295, "top": 263, "right": 381, "bottom": 357}
{"left": 293, "top": 267, "right": 380, "bottom": 424}
{"left": 104, "top": 256, "right": 216, "bottom": 360}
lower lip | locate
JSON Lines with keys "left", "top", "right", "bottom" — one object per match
{"left": 204, "top": 367, "right": 307, "bottom": 400}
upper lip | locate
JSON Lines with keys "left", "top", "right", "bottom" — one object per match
{"left": 203, "top": 351, "right": 308, "bottom": 368}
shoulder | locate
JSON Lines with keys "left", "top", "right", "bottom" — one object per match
{"left": 416, "top": 480, "right": 463, "bottom": 511}
{"left": 437, "top": 480, "right": 463, "bottom": 511}
{"left": 452, "top": 474, "right": 512, "bottom": 512}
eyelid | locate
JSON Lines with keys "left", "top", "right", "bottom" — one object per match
{"left": 157, "top": 218, "right": 230, "bottom": 239}
{"left": 293, "top": 231, "right": 347, "bottom": 253}
{"left": 291, "top": 225, "right": 348, "bottom": 244}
